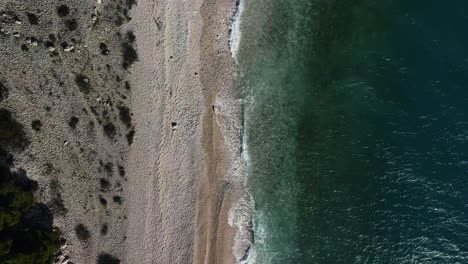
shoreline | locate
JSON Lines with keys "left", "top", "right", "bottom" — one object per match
{"left": 125, "top": 0, "right": 250, "bottom": 263}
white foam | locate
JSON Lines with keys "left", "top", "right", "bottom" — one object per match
{"left": 230, "top": 0, "right": 246, "bottom": 63}
{"left": 226, "top": 1, "right": 257, "bottom": 262}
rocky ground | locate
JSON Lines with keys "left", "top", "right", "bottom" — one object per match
{"left": 0, "top": 0, "right": 138, "bottom": 263}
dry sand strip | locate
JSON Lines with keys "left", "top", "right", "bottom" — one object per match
{"left": 125, "top": 0, "right": 244, "bottom": 263}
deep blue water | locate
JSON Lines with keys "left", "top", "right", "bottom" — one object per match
{"left": 239, "top": 1, "right": 468, "bottom": 263}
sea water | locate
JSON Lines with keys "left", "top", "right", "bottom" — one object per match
{"left": 237, "top": 1, "right": 468, "bottom": 263}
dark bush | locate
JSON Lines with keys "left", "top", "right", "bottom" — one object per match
{"left": 117, "top": 165, "right": 125, "bottom": 177}
{"left": 126, "top": 31, "right": 136, "bottom": 44}
{"left": 104, "top": 162, "right": 113, "bottom": 176}
{"left": 74, "top": 224, "right": 90, "bottom": 241}
{"left": 121, "top": 43, "right": 138, "bottom": 70}
{"left": 57, "top": 5, "right": 70, "bottom": 17}
{"left": 48, "top": 34, "right": 57, "bottom": 42}
{"left": 21, "top": 44, "right": 29, "bottom": 52}
{"left": 44, "top": 40, "right": 54, "bottom": 49}
{"left": 26, "top": 13, "right": 39, "bottom": 25}
{"left": 31, "top": 120, "right": 42, "bottom": 132}
{"left": 99, "top": 196, "right": 107, "bottom": 206}
{"left": 100, "top": 43, "right": 110, "bottom": 55}
{"left": 112, "top": 196, "right": 123, "bottom": 205}
{"left": 126, "top": 0, "right": 137, "bottom": 9}
{"left": 74, "top": 74, "right": 91, "bottom": 94}
{"left": 0, "top": 81, "right": 7, "bottom": 101}
{"left": 100, "top": 223, "right": 108, "bottom": 235}
{"left": 68, "top": 116, "right": 79, "bottom": 129}
{"left": 0, "top": 153, "right": 61, "bottom": 263}
{"left": 103, "top": 122, "right": 116, "bottom": 139}
{"left": 65, "top": 19, "right": 78, "bottom": 31}
{"left": 124, "top": 81, "right": 131, "bottom": 91}
{"left": 49, "top": 195, "right": 68, "bottom": 215}
{"left": 97, "top": 253, "right": 120, "bottom": 264}
{"left": 22, "top": 203, "right": 54, "bottom": 231}
{"left": 0, "top": 108, "right": 29, "bottom": 149}
{"left": 14, "top": 169, "right": 38, "bottom": 192}
{"left": 99, "top": 178, "right": 111, "bottom": 192}
{"left": 126, "top": 129, "right": 135, "bottom": 145}
{"left": 117, "top": 105, "right": 132, "bottom": 128}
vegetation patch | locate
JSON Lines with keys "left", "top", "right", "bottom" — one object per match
{"left": 65, "top": 19, "right": 78, "bottom": 31}
{"left": 74, "top": 74, "right": 91, "bottom": 94}
{"left": 104, "top": 162, "right": 113, "bottom": 176}
{"left": 121, "top": 42, "right": 138, "bottom": 70}
{"left": 112, "top": 196, "right": 123, "bottom": 205}
{"left": 117, "top": 165, "right": 125, "bottom": 177}
{"left": 68, "top": 116, "right": 79, "bottom": 129}
{"left": 126, "top": 31, "right": 136, "bottom": 44}
{"left": 99, "top": 178, "right": 111, "bottom": 192}
{"left": 74, "top": 224, "right": 91, "bottom": 241}
{"left": 100, "top": 43, "right": 110, "bottom": 56}
{"left": 124, "top": 81, "right": 131, "bottom": 91}
{"left": 117, "top": 105, "right": 132, "bottom": 128}
{"left": 100, "top": 223, "right": 108, "bottom": 236}
{"left": 0, "top": 108, "right": 29, "bottom": 149}
{"left": 126, "top": 0, "right": 137, "bottom": 9}
{"left": 126, "top": 129, "right": 135, "bottom": 145}
{"left": 99, "top": 196, "right": 107, "bottom": 206}
{"left": 97, "top": 253, "right": 120, "bottom": 264}
{"left": 0, "top": 81, "right": 8, "bottom": 101}
{"left": 31, "top": 120, "right": 42, "bottom": 132}
{"left": 26, "top": 13, "right": 39, "bottom": 25}
{"left": 103, "top": 122, "right": 116, "bottom": 139}
{"left": 0, "top": 109, "right": 20, "bottom": 140}
{"left": 56, "top": 5, "right": 70, "bottom": 17}
{"left": 0, "top": 148, "right": 61, "bottom": 263}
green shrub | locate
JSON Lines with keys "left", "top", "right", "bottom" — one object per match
{"left": 0, "top": 149, "right": 61, "bottom": 263}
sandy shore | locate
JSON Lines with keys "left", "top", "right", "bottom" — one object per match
{"left": 125, "top": 0, "right": 247, "bottom": 263}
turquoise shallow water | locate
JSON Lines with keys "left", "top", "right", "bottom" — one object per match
{"left": 238, "top": 1, "right": 468, "bottom": 263}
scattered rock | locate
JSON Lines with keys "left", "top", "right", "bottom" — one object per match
{"left": 26, "top": 37, "right": 39, "bottom": 46}
{"left": 0, "top": 28, "right": 10, "bottom": 35}
{"left": 61, "top": 41, "right": 73, "bottom": 50}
